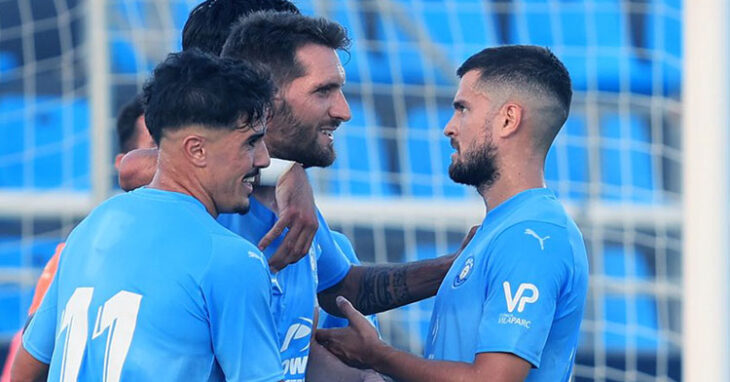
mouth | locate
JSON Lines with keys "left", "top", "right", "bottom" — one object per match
{"left": 242, "top": 170, "right": 259, "bottom": 188}
{"left": 319, "top": 123, "right": 340, "bottom": 142}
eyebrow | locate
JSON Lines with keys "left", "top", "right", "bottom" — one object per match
{"left": 246, "top": 131, "right": 265, "bottom": 144}
{"left": 312, "top": 81, "right": 342, "bottom": 93}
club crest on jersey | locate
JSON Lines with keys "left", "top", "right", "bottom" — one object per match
{"left": 453, "top": 256, "right": 475, "bottom": 287}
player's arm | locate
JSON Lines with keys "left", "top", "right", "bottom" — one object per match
{"left": 316, "top": 297, "right": 530, "bottom": 382}
{"left": 12, "top": 273, "right": 60, "bottom": 382}
{"left": 9, "top": 346, "right": 48, "bottom": 382}
{"left": 260, "top": 162, "right": 319, "bottom": 272}
{"left": 318, "top": 226, "right": 478, "bottom": 316}
{"left": 306, "top": 309, "right": 386, "bottom": 382}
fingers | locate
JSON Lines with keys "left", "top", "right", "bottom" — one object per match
{"left": 335, "top": 296, "right": 368, "bottom": 326}
{"left": 315, "top": 327, "right": 335, "bottom": 344}
{"left": 258, "top": 215, "right": 289, "bottom": 251}
{"left": 458, "top": 225, "right": 480, "bottom": 252}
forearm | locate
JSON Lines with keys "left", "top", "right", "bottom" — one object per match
{"left": 370, "top": 345, "right": 479, "bottom": 382}
{"left": 10, "top": 345, "right": 49, "bottom": 382}
{"left": 319, "top": 254, "right": 455, "bottom": 316}
{"left": 306, "top": 338, "right": 373, "bottom": 382}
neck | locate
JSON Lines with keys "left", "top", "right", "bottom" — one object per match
{"left": 148, "top": 154, "right": 219, "bottom": 217}
{"left": 478, "top": 162, "right": 545, "bottom": 213}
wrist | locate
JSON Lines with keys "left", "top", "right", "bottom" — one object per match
{"left": 259, "top": 158, "right": 300, "bottom": 186}
{"left": 368, "top": 341, "right": 397, "bottom": 373}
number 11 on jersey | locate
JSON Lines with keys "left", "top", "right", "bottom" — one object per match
{"left": 59, "top": 288, "right": 142, "bottom": 382}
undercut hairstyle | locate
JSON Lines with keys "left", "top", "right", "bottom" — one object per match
{"left": 457, "top": 45, "right": 572, "bottom": 150}
{"left": 182, "top": 0, "right": 300, "bottom": 55}
{"left": 221, "top": 11, "right": 350, "bottom": 87}
{"left": 142, "top": 49, "right": 274, "bottom": 144}
{"left": 115, "top": 94, "right": 145, "bottom": 154}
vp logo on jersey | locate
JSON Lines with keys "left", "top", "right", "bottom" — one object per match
{"left": 452, "top": 256, "right": 475, "bottom": 287}
{"left": 502, "top": 282, "right": 539, "bottom": 313}
{"left": 280, "top": 317, "right": 313, "bottom": 353}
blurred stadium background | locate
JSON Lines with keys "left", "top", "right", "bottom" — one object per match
{"left": 0, "top": 0, "right": 727, "bottom": 381}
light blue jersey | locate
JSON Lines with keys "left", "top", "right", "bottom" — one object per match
{"left": 424, "top": 188, "right": 588, "bottom": 381}
{"left": 217, "top": 198, "right": 351, "bottom": 382}
{"left": 318, "top": 231, "right": 379, "bottom": 331}
{"left": 22, "top": 188, "right": 283, "bottom": 382}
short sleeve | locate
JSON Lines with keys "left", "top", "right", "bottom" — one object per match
{"left": 22, "top": 274, "right": 60, "bottom": 364}
{"left": 476, "top": 221, "right": 572, "bottom": 368}
{"left": 202, "top": 237, "right": 283, "bottom": 382}
{"left": 314, "top": 212, "right": 352, "bottom": 293}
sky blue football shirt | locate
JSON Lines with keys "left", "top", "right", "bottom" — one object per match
{"left": 217, "top": 197, "right": 351, "bottom": 382}
{"left": 22, "top": 188, "right": 283, "bottom": 382}
{"left": 424, "top": 188, "right": 588, "bottom": 381}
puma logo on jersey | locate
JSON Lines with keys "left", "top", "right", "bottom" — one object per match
{"left": 524, "top": 229, "right": 550, "bottom": 250}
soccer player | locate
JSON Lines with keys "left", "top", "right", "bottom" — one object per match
{"left": 0, "top": 95, "right": 154, "bottom": 382}
{"left": 119, "top": 7, "right": 465, "bottom": 381}
{"left": 316, "top": 45, "right": 590, "bottom": 382}
{"left": 11, "top": 50, "right": 284, "bottom": 381}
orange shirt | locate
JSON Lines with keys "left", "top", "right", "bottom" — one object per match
{"left": 0, "top": 242, "right": 64, "bottom": 382}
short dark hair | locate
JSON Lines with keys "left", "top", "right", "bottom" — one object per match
{"left": 142, "top": 49, "right": 274, "bottom": 144}
{"left": 221, "top": 11, "right": 350, "bottom": 86}
{"left": 182, "top": 0, "right": 300, "bottom": 55}
{"left": 457, "top": 45, "right": 572, "bottom": 135}
{"left": 116, "top": 94, "right": 145, "bottom": 154}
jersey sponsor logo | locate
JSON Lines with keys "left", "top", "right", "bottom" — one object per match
{"left": 524, "top": 228, "right": 550, "bottom": 250}
{"left": 452, "top": 256, "right": 475, "bottom": 287}
{"left": 498, "top": 313, "right": 532, "bottom": 329}
{"left": 282, "top": 355, "right": 308, "bottom": 380}
{"left": 503, "top": 282, "right": 539, "bottom": 313}
{"left": 280, "top": 317, "right": 313, "bottom": 353}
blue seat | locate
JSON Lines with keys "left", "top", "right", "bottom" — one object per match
{"left": 333, "top": 0, "right": 450, "bottom": 85}
{"left": 602, "top": 245, "right": 662, "bottom": 352}
{"left": 545, "top": 114, "right": 590, "bottom": 200}
{"left": 600, "top": 112, "right": 656, "bottom": 203}
{"left": 406, "top": 106, "right": 466, "bottom": 198}
{"left": 0, "top": 96, "right": 90, "bottom": 190}
{"left": 0, "top": 51, "right": 18, "bottom": 73}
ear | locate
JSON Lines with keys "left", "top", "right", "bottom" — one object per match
{"left": 182, "top": 135, "right": 207, "bottom": 168}
{"left": 497, "top": 103, "right": 523, "bottom": 138}
{"left": 113, "top": 153, "right": 124, "bottom": 172}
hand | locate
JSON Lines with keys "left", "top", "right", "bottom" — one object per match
{"left": 259, "top": 163, "right": 318, "bottom": 271}
{"left": 117, "top": 148, "right": 158, "bottom": 191}
{"left": 316, "top": 296, "right": 387, "bottom": 369}
{"left": 361, "top": 370, "right": 388, "bottom": 382}
{"left": 451, "top": 225, "right": 479, "bottom": 258}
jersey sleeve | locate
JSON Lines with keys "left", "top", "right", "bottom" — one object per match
{"left": 476, "top": 221, "right": 573, "bottom": 368}
{"left": 314, "top": 212, "right": 352, "bottom": 293}
{"left": 21, "top": 272, "right": 60, "bottom": 364}
{"left": 202, "top": 236, "right": 283, "bottom": 382}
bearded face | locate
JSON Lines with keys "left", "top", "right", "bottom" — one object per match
{"left": 448, "top": 131, "right": 500, "bottom": 189}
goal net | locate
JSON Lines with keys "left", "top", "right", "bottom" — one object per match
{"left": 0, "top": 0, "right": 683, "bottom": 380}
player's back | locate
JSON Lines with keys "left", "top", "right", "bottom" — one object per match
{"left": 24, "top": 188, "right": 282, "bottom": 381}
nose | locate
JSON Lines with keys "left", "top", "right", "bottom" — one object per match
{"left": 443, "top": 112, "right": 458, "bottom": 138}
{"left": 254, "top": 140, "right": 271, "bottom": 169}
{"left": 329, "top": 90, "right": 351, "bottom": 122}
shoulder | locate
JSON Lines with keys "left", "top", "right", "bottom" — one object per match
{"left": 484, "top": 220, "right": 579, "bottom": 284}
{"left": 207, "top": 232, "right": 269, "bottom": 274}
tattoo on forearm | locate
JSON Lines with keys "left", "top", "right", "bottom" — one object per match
{"left": 356, "top": 265, "right": 411, "bottom": 313}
